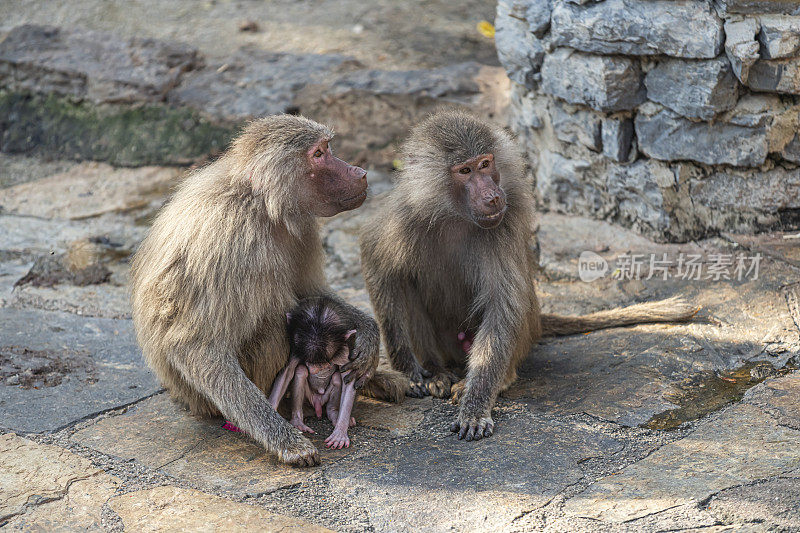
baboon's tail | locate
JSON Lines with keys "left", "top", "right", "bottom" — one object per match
{"left": 359, "top": 367, "right": 408, "bottom": 403}
{"left": 541, "top": 296, "right": 699, "bottom": 337}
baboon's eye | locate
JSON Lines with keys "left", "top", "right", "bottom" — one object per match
{"left": 313, "top": 149, "right": 323, "bottom": 158}
{"left": 479, "top": 160, "right": 489, "bottom": 169}
{"left": 459, "top": 167, "right": 471, "bottom": 174}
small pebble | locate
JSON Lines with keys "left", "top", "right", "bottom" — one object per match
{"left": 238, "top": 20, "right": 259, "bottom": 32}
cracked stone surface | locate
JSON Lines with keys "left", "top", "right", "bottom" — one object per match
{"left": 72, "top": 391, "right": 434, "bottom": 497}
{"left": 325, "top": 410, "right": 624, "bottom": 532}
{"left": 108, "top": 486, "right": 333, "bottom": 532}
{"left": 0, "top": 308, "right": 159, "bottom": 433}
{"left": 706, "top": 476, "right": 800, "bottom": 530}
{"left": 0, "top": 433, "right": 119, "bottom": 529}
{"left": 562, "top": 396, "right": 800, "bottom": 523}
{"left": 1, "top": 49, "right": 800, "bottom": 529}
{"left": 0, "top": 162, "right": 181, "bottom": 220}
{"left": 72, "top": 393, "right": 363, "bottom": 496}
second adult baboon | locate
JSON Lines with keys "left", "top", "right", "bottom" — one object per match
{"left": 360, "top": 110, "right": 697, "bottom": 441}
{"left": 131, "top": 115, "right": 405, "bottom": 467}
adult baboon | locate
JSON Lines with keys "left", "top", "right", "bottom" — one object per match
{"left": 131, "top": 115, "right": 405, "bottom": 466}
{"left": 360, "top": 110, "right": 696, "bottom": 441}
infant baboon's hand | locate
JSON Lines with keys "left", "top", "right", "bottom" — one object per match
{"left": 279, "top": 435, "right": 320, "bottom": 467}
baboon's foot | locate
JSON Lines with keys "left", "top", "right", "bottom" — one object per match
{"left": 290, "top": 416, "right": 315, "bottom": 434}
{"left": 406, "top": 367, "right": 432, "bottom": 398}
{"left": 426, "top": 369, "right": 459, "bottom": 398}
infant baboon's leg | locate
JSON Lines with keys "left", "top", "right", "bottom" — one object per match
{"left": 325, "top": 372, "right": 357, "bottom": 449}
{"left": 290, "top": 365, "right": 314, "bottom": 434}
{"left": 325, "top": 372, "right": 343, "bottom": 425}
{"left": 268, "top": 357, "right": 300, "bottom": 410}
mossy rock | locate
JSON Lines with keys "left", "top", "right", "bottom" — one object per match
{"left": 0, "top": 91, "right": 238, "bottom": 166}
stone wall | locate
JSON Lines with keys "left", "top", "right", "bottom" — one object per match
{"left": 495, "top": 0, "right": 800, "bottom": 242}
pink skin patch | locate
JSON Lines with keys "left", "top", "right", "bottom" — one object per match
{"left": 222, "top": 421, "right": 242, "bottom": 432}
{"left": 457, "top": 330, "right": 475, "bottom": 353}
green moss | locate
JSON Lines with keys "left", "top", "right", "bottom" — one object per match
{"left": 0, "top": 91, "right": 238, "bottom": 166}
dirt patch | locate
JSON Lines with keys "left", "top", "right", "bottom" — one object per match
{"left": 0, "top": 0, "right": 499, "bottom": 70}
{"left": 0, "top": 346, "right": 97, "bottom": 389}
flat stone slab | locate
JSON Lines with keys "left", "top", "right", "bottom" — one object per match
{"left": 0, "top": 433, "right": 119, "bottom": 529}
{"left": 516, "top": 213, "right": 800, "bottom": 427}
{"left": 562, "top": 396, "right": 800, "bottom": 522}
{"left": 356, "top": 396, "right": 431, "bottom": 436}
{"left": 1, "top": 162, "right": 181, "bottom": 220}
{"left": 0, "top": 24, "right": 200, "bottom": 104}
{"left": 506, "top": 324, "right": 725, "bottom": 426}
{"left": 0, "top": 307, "right": 158, "bottom": 433}
{"left": 326, "top": 411, "right": 623, "bottom": 532}
{"left": 10, "top": 282, "right": 132, "bottom": 319}
{"left": 73, "top": 394, "right": 320, "bottom": 496}
{"left": 707, "top": 477, "right": 800, "bottom": 530}
{"left": 109, "top": 486, "right": 333, "bottom": 532}
{"left": 72, "top": 392, "right": 418, "bottom": 496}
{"left": 0, "top": 213, "right": 148, "bottom": 256}
{"left": 742, "top": 373, "right": 800, "bottom": 429}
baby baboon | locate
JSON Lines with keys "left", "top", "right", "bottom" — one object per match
{"left": 269, "top": 296, "right": 363, "bottom": 449}
{"left": 130, "top": 115, "right": 402, "bottom": 466}
{"left": 359, "top": 110, "right": 697, "bottom": 441}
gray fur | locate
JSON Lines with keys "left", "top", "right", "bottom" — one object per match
{"left": 360, "top": 109, "right": 697, "bottom": 441}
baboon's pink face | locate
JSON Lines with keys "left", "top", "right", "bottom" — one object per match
{"left": 305, "top": 138, "right": 368, "bottom": 217}
{"left": 450, "top": 153, "right": 507, "bottom": 229}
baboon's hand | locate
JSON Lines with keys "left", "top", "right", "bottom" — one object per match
{"left": 340, "top": 333, "right": 379, "bottom": 386}
{"left": 278, "top": 435, "right": 320, "bottom": 467}
{"left": 450, "top": 408, "right": 494, "bottom": 442}
{"left": 406, "top": 366, "right": 432, "bottom": 398}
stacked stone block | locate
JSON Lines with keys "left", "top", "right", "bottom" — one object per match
{"left": 496, "top": 0, "right": 800, "bottom": 241}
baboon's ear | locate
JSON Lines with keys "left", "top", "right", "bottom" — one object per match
{"left": 345, "top": 329, "right": 357, "bottom": 352}
{"left": 286, "top": 313, "right": 292, "bottom": 324}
